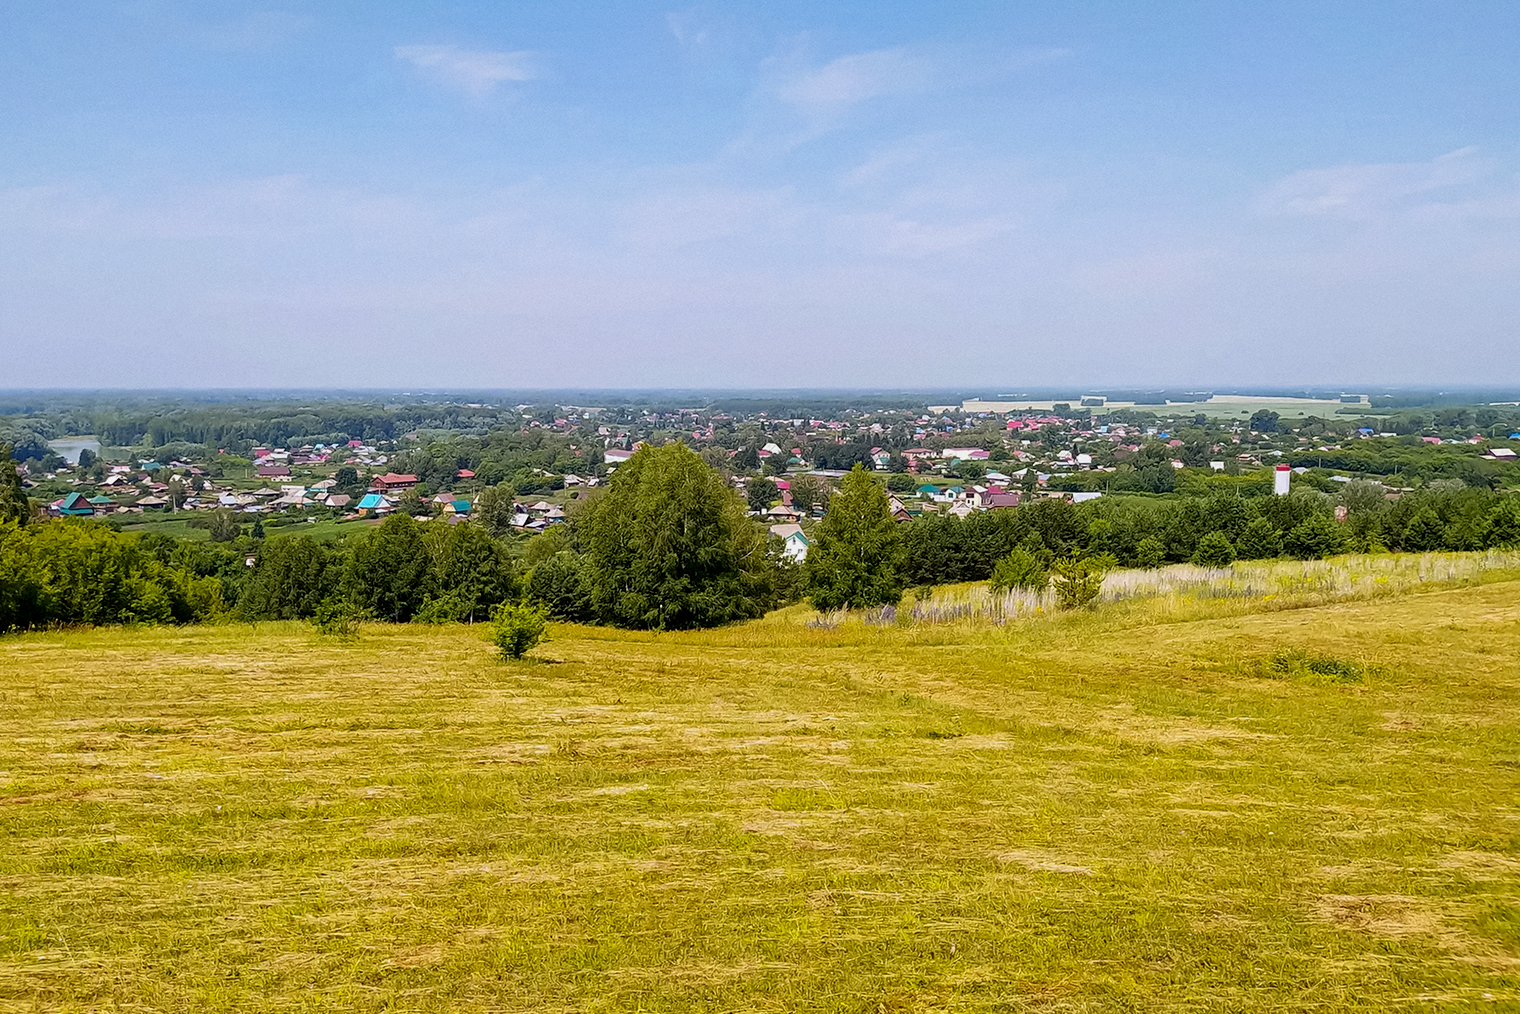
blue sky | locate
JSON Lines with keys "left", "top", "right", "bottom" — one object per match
{"left": 2, "top": 1, "right": 1518, "bottom": 389}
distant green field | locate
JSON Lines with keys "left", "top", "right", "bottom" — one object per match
{"left": 116, "top": 513, "right": 379, "bottom": 544}
{"left": 2, "top": 556, "right": 1518, "bottom": 1010}
{"left": 112, "top": 515, "right": 209, "bottom": 541}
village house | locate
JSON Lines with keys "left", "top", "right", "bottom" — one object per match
{"left": 354, "top": 493, "right": 394, "bottom": 514}
{"left": 370, "top": 472, "right": 419, "bottom": 492}
{"left": 768, "top": 523, "right": 811, "bottom": 562}
{"left": 53, "top": 491, "right": 94, "bottom": 517}
{"left": 976, "top": 489, "right": 1020, "bottom": 510}
{"left": 941, "top": 447, "right": 990, "bottom": 461}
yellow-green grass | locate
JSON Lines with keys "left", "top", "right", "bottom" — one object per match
{"left": 3, "top": 575, "right": 1520, "bottom": 1010}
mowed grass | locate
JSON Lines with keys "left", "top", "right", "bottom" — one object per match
{"left": 2, "top": 578, "right": 1520, "bottom": 1011}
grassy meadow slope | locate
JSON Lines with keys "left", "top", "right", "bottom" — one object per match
{"left": 2, "top": 566, "right": 1519, "bottom": 1011}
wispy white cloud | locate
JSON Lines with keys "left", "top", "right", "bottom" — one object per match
{"left": 773, "top": 47, "right": 931, "bottom": 120}
{"left": 394, "top": 44, "right": 537, "bottom": 97}
{"left": 665, "top": 10, "right": 710, "bottom": 50}
{"left": 1258, "top": 147, "right": 1489, "bottom": 218}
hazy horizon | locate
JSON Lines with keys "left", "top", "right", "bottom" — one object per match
{"left": 4, "top": 2, "right": 1519, "bottom": 389}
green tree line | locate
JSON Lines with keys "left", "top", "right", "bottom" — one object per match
{"left": 4, "top": 445, "right": 1519, "bottom": 635}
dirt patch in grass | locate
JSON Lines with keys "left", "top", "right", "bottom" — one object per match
{"left": 1437, "top": 851, "right": 1520, "bottom": 876}
{"left": 1314, "top": 894, "right": 1445, "bottom": 938}
{"left": 995, "top": 850, "right": 1095, "bottom": 875}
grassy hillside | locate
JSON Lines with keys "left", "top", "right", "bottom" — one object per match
{"left": 2, "top": 568, "right": 1519, "bottom": 1011}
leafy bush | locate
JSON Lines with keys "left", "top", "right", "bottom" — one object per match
{"left": 491, "top": 600, "right": 549, "bottom": 660}
{"left": 413, "top": 592, "right": 475, "bottom": 624}
{"left": 1284, "top": 514, "right": 1345, "bottom": 560}
{"left": 989, "top": 547, "right": 1049, "bottom": 593}
{"left": 1190, "top": 531, "right": 1236, "bottom": 568}
{"left": 1135, "top": 536, "right": 1165, "bottom": 569}
{"left": 1485, "top": 500, "right": 1520, "bottom": 548}
{"left": 1235, "top": 518, "right": 1282, "bottom": 560}
{"left": 311, "top": 599, "right": 368, "bottom": 638}
{"left": 526, "top": 553, "right": 593, "bottom": 621}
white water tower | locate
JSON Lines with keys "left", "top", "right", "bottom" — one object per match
{"left": 1273, "top": 463, "right": 1292, "bottom": 496}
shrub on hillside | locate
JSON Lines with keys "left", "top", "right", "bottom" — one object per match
{"left": 491, "top": 600, "right": 549, "bottom": 660}
{"left": 1190, "top": 531, "right": 1236, "bottom": 568}
{"left": 989, "top": 547, "right": 1049, "bottom": 593}
{"left": 1051, "top": 553, "right": 1114, "bottom": 609}
{"left": 311, "top": 598, "right": 368, "bottom": 638}
{"left": 1235, "top": 517, "right": 1283, "bottom": 560}
{"left": 1284, "top": 515, "right": 1345, "bottom": 560}
{"left": 1253, "top": 648, "right": 1367, "bottom": 684}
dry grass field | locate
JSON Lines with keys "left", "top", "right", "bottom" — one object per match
{"left": 3, "top": 558, "right": 1520, "bottom": 1011}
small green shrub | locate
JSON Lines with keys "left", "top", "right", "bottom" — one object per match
{"left": 1236, "top": 518, "right": 1283, "bottom": 560}
{"left": 1191, "top": 531, "right": 1236, "bottom": 568}
{"left": 989, "top": 547, "right": 1049, "bottom": 593}
{"left": 1254, "top": 648, "right": 1367, "bottom": 684}
{"left": 1284, "top": 514, "right": 1346, "bottom": 560}
{"left": 1051, "top": 553, "right": 1114, "bottom": 610}
{"left": 414, "top": 592, "right": 476, "bottom": 624}
{"left": 311, "top": 599, "right": 368, "bottom": 638}
{"left": 491, "top": 600, "right": 549, "bottom": 661}
{"left": 1135, "top": 536, "right": 1165, "bottom": 569}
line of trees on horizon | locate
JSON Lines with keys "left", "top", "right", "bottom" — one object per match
{"left": 3, "top": 442, "right": 1519, "bottom": 635}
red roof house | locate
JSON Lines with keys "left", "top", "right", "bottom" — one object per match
{"left": 370, "top": 472, "right": 419, "bottom": 491}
